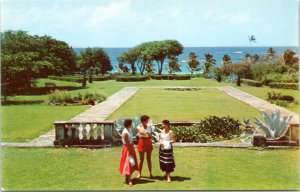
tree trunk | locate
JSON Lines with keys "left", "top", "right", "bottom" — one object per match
{"left": 158, "top": 59, "right": 165, "bottom": 75}
{"left": 217, "top": 73, "right": 221, "bottom": 82}
{"left": 130, "top": 63, "right": 136, "bottom": 75}
{"left": 88, "top": 74, "right": 93, "bottom": 83}
{"left": 137, "top": 62, "right": 143, "bottom": 75}
{"left": 237, "top": 75, "right": 241, "bottom": 86}
{"left": 82, "top": 73, "right": 87, "bottom": 87}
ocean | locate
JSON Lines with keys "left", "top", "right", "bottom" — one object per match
{"left": 73, "top": 47, "right": 298, "bottom": 74}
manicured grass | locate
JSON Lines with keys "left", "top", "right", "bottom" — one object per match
{"left": 2, "top": 147, "right": 299, "bottom": 190}
{"left": 2, "top": 105, "right": 88, "bottom": 142}
{"left": 235, "top": 85, "right": 299, "bottom": 113}
{"left": 107, "top": 88, "right": 261, "bottom": 123}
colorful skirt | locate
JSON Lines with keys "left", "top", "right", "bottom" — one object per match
{"left": 159, "top": 145, "right": 175, "bottom": 173}
{"left": 119, "top": 143, "right": 138, "bottom": 175}
{"left": 137, "top": 138, "right": 153, "bottom": 153}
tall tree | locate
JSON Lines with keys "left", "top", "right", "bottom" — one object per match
{"left": 252, "top": 54, "right": 260, "bottom": 63}
{"left": 204, "top": 53, "right": 216, "bottom": 73}
{"left": 244, "top": 53, "right": 253, "bottom": 63}
{"left": 168, "top": 56, "right": 181, "bottom": 74}
{"left": 1, "top": 30, "right": 76, "bottom": 95}
{"left": 117, "top": 48, "right": 139, "bottom": 75}
{"left": 147, "top": 40, "right": 183, "bottom": 75}
{"left": 283, "top": 49, "right": 299, "bottom": 71}
{"left": 222, "top": 54, "right": 232, "bottom": 65}
{"left": 187, "top": 52, "right": 200, "bottom": 75}
{"left": 248, "top": 35, "right": 256, "bottom": 46}
{"left": 77, "top": 48, "right": 112, "bottom": 86}
{"left": 268, "top": 47, "right": 276, "bottom": 57}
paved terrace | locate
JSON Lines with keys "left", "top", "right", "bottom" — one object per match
{"left": 2, "top": 86, "right": 299, "bottom": 147}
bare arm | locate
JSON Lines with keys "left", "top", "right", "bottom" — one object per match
{"left": 137, "top": 125, "right": 149, "bottom": 135}
{"left": 169, "top": 130, "right": 176, "bottom": 144}
{"left": 122, "top": 132, "right": 134, "bottom": 155}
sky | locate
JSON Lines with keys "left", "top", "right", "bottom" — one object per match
{"left": 1, "top": 0, "right": 299, "bottom": 48}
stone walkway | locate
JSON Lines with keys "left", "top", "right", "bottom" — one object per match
{"left": 2, "top": 86, "right": 299, "bottom": 147}
{"left": 218, "top": 86, "right": 299, "bottom": 124}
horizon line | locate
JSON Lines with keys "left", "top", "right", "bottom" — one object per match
{"left": 72, "top": 45, "right": 299, "bottom": 49}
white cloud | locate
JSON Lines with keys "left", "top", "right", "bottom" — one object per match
{"left": 84, "top": 0, "right": 132, "bottom": 28}
{"left": 215, "top": 11, "right": 253, "bottom": 25}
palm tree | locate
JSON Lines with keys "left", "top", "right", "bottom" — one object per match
{"left": 267, "top": 47, "right": 276, "bottom": 57}
{"left": 248, "top": 35, "right": 256, "bottom": 46}
{"left": 222, "top": 54, "right": 232, "bottom": 65}
{"left": 204, "top": 53, "right": 216, "bottom": 73}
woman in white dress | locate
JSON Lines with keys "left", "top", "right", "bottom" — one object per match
{"left": 159, "top": 119, "right": 176, "bottom": 182}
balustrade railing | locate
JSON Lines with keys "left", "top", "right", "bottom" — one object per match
{"left": 54, "top": 120, "right": 299, "bottom": 147}
{"left": 53, "top": 121, "right": 200, "bottom": 147}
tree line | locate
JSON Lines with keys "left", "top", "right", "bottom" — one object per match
{"left": 1, "top": 30, "right": 113, "bottom": 93}
{"left": 2, "top": 30, "right": 298, "bottom": 95}
{"left": 117, "top": 40, "right": 183, "bottom": 75}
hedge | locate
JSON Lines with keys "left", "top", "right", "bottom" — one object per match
{"left": 269, "top": 82, "right": 299, "bottom": 90}
{"left": 116, "top": 76, "right": 150, "bottom": 82}
{"left": 149, "top": 75, "right": 191, "bottom": 80}
{"left": 93, "top": 76, "right": 113, "bottom": 81}
{"left": 241, "top": 79, "right": 262, "bottom": 87}
{"left": 48, "top": 75, "right": 113, "bottom": 83}
{"left": 48, "top": 76, "right": 82, "bottom": 83}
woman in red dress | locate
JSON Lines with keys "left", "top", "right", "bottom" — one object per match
{"left": 119, "top": 119, "right": 138, "bottom": 186}
{"left": 136, "top": 115, "right": 154, "bottom": 179}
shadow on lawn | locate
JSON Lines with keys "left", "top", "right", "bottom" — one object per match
{"left": 1, "top": 100, "right": 45, "bottom": 105}
{"left": 152, "top": 175, "right": 191, "bottom": 182}
{"left": 132, "top": 178, "right": 155, "bottom": 185}
{"left": 6, "top": 86, "right": 86, "bottom": 96}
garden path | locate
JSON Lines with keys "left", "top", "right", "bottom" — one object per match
{"left": 218, "top": 86, "right": 299, "bottom": 124}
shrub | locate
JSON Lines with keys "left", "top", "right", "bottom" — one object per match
{"left": 261, "top": 73, "right": 297, "bottom": 85}
{"left": 267, "top": 91, "right": 281, "bottom": 101}
{"left": 148, "top": 75, "right": 191, "bottom": 80}
{"left": 269, "top": 82, "right": 298, "bottom": 90}
{"left": 48, "top": 90, "right": 106, "bottom": 105}
{"left": 116, "top": 76, "right": 149, "bottom": 82}
{"left": 172, "top": 125, "right": 214, "bottom": 143}
{"left": 279, "top": 95, "right": 294, "bottom": 102}
{"left": 241, "top": 79, "right": 262, "bottom": 87}
{"left": 266, "top": 91, "right": 294, "bottom": 107}
{"left": 172, "top": 116, "right": 242, "bottom": 143}
{"left": 199, "top": 116, "right": 242, "bottom": 141}
{"left": 251, "top": 62, "right": 287, "bottom": 81}
{"left": 48, "top": 90, "right": 75, "bottom": 104}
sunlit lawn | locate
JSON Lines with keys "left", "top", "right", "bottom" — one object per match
{"left": 2, "top": 147, "right": 299, "bottom": 190}
{"left": 107, "top": 88, "right": 261, "bottom": 123}
{"left": 1, "top": 105, "right": 88, "bottom": 142}
{"left": 235, "top": 86, "right": 299, "bottom": 113}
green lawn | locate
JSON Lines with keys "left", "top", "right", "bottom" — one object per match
{"left": 2, "top": 147, "right": 299, "bottom": 190}
{"left": 1, "top": 105, "right": 88, "bottom": 142}
{"left": 235, "top": 86, "right": 299, "bottom": 113}
{"left": 107, "top": 88, "right": 261, "bottom": 123}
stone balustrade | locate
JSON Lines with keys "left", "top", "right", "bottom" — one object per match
{"left": 54, "top": 120, "right": 299, "bottom": 148}
{"left": 53, "top": 121, "right": 200, "bottom": 147}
